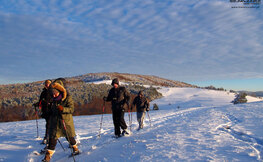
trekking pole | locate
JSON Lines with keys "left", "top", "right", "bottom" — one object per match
{"left": 57, "top": 138, "right": 65, "bottom": 151}
{"left": 128, "top": 105, "right": 132, "bottom": 132}
{"left": 98, "top": 101, "right": 105, "bottom": 138}
{"left": 60, "top": 115, "right": 76, "bottom": 162}
{"left": 146, "top": 111, "right": 152, "bottom": 127}
{"left": 130, "top": 107, "right": 133, "bottom": 131}
{"left": 33, "top": 104, "right": 40, "bottom": 138}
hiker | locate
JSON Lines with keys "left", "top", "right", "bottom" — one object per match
{"left": 42, "top": 84, "right": 79, "bottom": 162}
{"left": 103, "top": 78, "right": 131, "bottom": 138}
{"left": 132, "top": 91, "right": 150, "bottom": 130}
{"left": 34, "top": 79, "right": 52, "bottom": 144}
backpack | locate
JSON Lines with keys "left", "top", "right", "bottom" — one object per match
{"left": 53, "top": 78, "right": 67, "bottom": 88}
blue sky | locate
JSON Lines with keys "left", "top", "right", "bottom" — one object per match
{"left": 190, "top": 78, "right": 263, "bottom": 92}
{"left": 0, "top": 0, "right": 262, "bottom": 91}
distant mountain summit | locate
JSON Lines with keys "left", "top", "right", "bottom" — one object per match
{"left": 73, "top": 72, "right": 194, "bottom": 87}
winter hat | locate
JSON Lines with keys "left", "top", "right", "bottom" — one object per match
{"left": 138, "top": 91, "right": 143, "bottom": 96}
{"left": 44, "top": 80, "right": 52, "bottom": 85}
{"left": 111, "top": 78, "right": 119, "bottom": 86}
{"left": 50, "top": 83, "right": 67, "bottom": 101}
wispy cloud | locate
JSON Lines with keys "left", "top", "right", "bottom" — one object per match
{"left": 0, "top": 0, "right": 262, "bottom": 84}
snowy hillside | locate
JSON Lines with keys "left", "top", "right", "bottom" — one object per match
{"left": 153, "top": 87, "right": 262, "bottom": 108}
{"left": 0, "top": 87, "right": 263, "bottom": 162}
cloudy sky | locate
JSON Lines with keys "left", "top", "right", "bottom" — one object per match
{"left": 0, "top": 0, "right": 262, "bottom": 91}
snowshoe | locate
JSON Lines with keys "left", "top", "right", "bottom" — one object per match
{"left": 68, "top": 151, "right": 81, "bottom": 158}
{"left": 68, "top": 144, "right": 80, "bottom": 157}
{"left": 42, "top": 149, "right": 54, "bottom": 162}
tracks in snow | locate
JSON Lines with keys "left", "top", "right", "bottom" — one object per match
{"left": 217, "top": 113, "right": 263, "bottom": 161}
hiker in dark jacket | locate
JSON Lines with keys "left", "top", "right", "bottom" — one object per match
{"left": 132, "top": 91, "right": 150, "bottom": 130}
{"left": 104, "top": 78, "right": 131, "bottom": 138}
{"left": 42, "top": 86, "right": 79, "bottom": 162}
{"left": 35, "top": 79, "right": 52, "bottom": 144}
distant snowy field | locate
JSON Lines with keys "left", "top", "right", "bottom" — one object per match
{"left": 0, "top": 87, "right": 263, "bottom": 162}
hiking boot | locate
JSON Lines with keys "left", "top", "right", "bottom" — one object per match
{"left": 121, "top": 129, "right": 129, "bottom": 136}
{"left": 72, "top": 144, "right": 80, "bottom": 155}
{"left": 42, "top": 149, "right": 55, "bottom": 162}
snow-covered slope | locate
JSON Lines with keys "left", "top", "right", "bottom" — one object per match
{"left": 0, "top": 88, "right": 263, "bottom": 162}
{"left": 153, "top": 87, "right": 262, "bottom": 108}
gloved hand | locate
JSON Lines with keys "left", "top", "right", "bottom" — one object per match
{"left": 103, "top": 96, "right": 107, "bottom": 101}
{"left": 57, "top": 105, "right": 64, "bottom": 112}
{"left": 146, "top": 107, "right": 150, "bottom": 112}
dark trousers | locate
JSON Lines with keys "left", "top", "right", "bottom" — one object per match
{"left": 112, "top": 109, "right": 127, "bottom": 135}
{"left": 44, "top": 117, "right": 50, "bottom": 139}
{"left": 48, "top": 137, "right": 76, "bottom": 150}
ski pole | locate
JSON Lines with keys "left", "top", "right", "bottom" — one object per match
{"left": 131, "top": 107, "right": 133, "bottom": 131}
{"left": 146, "top": 111, "right": 152, "bottom": 127}
{"left": 128, "top": 105, "right": 132, "bottom": 132}
{"left": 98, "top": 101, "right": 105, "bottom": 137}
{"left": 57, "top": 138, "right": 65, "bottom": 151}
{"left": 61, "top": 116, "right": 76, "bottom": 162}
{"left": 33, "top": 104, "right": 40, "bottom": 138}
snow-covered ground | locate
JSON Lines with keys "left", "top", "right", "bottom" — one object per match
{"left": 153, "top": 87, "right": 262, "bottom": 108}
{"left": 88, "top": 79, "right": 130, "bottom": 85}
{"left": 88, "top": 80, "right": 113, "bottom": 85}
{"left": 0, "top": 87, "right": 263, "bottom": 162}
